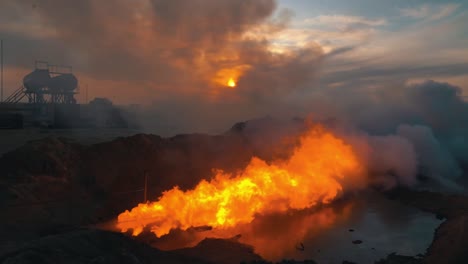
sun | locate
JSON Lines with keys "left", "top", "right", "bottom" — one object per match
{"left": 227, "top": 78, "right": 236, "bottom": 88}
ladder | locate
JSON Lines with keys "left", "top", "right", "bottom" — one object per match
{"left": 4, "top": 86, "right": 26, "bottom": 104}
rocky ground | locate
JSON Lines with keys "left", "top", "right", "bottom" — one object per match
{"left": 0, "top": 121, "right": 467, "bottom": 263}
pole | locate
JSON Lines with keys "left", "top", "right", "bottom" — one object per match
{"left": 1, "top": 39, "right": 3, "bottom": 102}
{"left": 143, "top": 171, "right": 148, "bottom": 203}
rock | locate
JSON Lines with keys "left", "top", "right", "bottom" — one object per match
{"left": 375, "top": 252, "right": 422, "bottom": 264}
{"left": 424, "top": 215, "right": 468, "bottom": 264}
{"left": 173, "top": 238, "right": 263, "bottom": 264}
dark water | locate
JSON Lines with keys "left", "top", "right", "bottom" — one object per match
{"left": 292, "top": 193, "right": 442, "bottom": 264}
{"left": 149, "top": 191, "right": 442, "bottom": 264}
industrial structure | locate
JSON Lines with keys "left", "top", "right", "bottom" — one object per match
{"left": 0, "top": 61, "right": 132, "bottom": 129}
{"left": 6, "top": 61, "right": 78, "bottom": 105}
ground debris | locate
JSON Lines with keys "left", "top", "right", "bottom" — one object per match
{"left": 375, "top": 252, "right": 422, "bottom": 264}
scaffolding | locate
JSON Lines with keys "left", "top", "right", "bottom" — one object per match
{"left": 4, "top": 61, "right": 78, "bottom": 105}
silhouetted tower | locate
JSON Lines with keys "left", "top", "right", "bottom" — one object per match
{"left": 5, "top": 61, "right": 78, "bottom": 104}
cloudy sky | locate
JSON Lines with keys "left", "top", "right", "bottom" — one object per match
{"left": 1, "top": 0, "right": 467, "bottom": 134}
{"left": 279, "top": 0, "right": 468, "bottom": 88}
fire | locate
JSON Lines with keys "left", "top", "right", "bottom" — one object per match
{"left": 117, "top": 125, "right": 363, "bottom": 237}
{"left": 227, "top": 78, "right": 236, "bottom": 88}
{"left": 212, "top": 64, "right": 251, "bottom": 88}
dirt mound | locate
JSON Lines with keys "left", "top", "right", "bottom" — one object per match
{"left": 173, "top": 238, "right": 263, "bottom": 264}
{"left": 0, "top": 132, "right": 254, "bottom": 251}
{"left": 0, "top": 229, "right": 209, "bottom": 264}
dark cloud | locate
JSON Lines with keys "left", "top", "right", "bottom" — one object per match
{"left": 1, "top": 0, "right": 322, "bottom": 88}
{"left": 321, "top": 63, "right": 468, "bottom": 86}
{"left": 325, "top": 45, "right": 356, "bottom": 58}
{"left": 0, "top": 0, "right": 323, "bottom": 132}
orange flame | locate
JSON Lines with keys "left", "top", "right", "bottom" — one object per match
{"left": 227, "top": 78, "right": 236, "bottom": 88}
{"left": 212, "top": 64, "right": 250, "bottom": 88}
{"left": 117, "top": 125, "right": 363, "bottom": 237}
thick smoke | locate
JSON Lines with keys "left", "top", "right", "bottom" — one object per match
{"left": 1, "top": 0, "right": 322, "bottom": 134}
{"left": 1, "top": 1, "right": 467, "bottom": 190}
{"left": 397, "top": 124, "right": 462, "bottom": 188}
{"left": 330, "top": 81, "right": 467, "bottom": 190}
{"left": 234, "top": 80, "right": 468, "bottom": 191}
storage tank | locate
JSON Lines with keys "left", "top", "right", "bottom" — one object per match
{"left": 23, "top": 69, "right": 51, "bottom": 91}
{"left": 49, "top": 74, "right": 78, "bottom": 92}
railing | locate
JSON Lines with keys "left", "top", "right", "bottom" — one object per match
{"left": 4, "top": 86, "right": 26, "bottom": 104}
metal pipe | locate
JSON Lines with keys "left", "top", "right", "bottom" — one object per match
{"left": 144, "top": 171, "right": 148, "bottom": 203}
{"left": 1, "top": 39, "right": 3, "bottom": 102}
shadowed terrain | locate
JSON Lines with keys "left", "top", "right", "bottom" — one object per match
{"left": 0, "top": 121, "right": 467, "bottom": 263}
